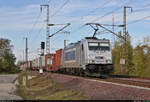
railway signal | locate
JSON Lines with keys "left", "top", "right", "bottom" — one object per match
{"left": 41, "top": 42, "right": 45, "bottom": 50}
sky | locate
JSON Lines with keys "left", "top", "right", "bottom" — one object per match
{"left": 0, "top": 0, "right": 150, "bottom": 63}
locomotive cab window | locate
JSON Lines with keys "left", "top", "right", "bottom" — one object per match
{"left": 88, "top": 42, "right": 110, "bottom": 51}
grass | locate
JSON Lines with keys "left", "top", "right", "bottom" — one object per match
{"left": 17, "top": 72, "right": 89, "bottom": 100}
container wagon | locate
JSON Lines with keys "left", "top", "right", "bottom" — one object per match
{"left": 45, "top": 53, "right": 56, "bottom": 72}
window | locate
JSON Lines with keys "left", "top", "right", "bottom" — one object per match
{"left": 100, "top": 43, "right": 109, "bottom": 46}
{"left": 88, "top": 42, "right": 98, "bottom": 46}
{"left": 88, "top": 42, "right": 110, "bottom": 51}
{"left": 65, "top": 50, "right": 76, "bottom": 61}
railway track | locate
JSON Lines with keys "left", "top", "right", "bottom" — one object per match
{"left": 29, "top": 70, "right": 150, "bottom": 89}
{"left": 28, "top": 70, "right": 150, "bottom": 100}
{"left": 109, "top": 75, "right": 150, "bottom": 86}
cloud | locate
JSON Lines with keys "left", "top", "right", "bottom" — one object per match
{"left": 0, "top": 4, "right": 44, "bottom": 31}
{"left": 1, "top": 0, "right": 150, "bottom": 32}
{"left": 104, "top": 0, "right": 118, "bottom": 7}
{"left": 51, "top": 0, "right": 120, "bottom": 17}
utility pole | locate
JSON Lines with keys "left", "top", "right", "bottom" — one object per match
{"left": 23, "top": 50, "right": 24, "bottom": 62}
{"left": 123, "top": 6, "right": 132, "bottom": 42}
{"left": 40, "top": 4, "right": 50, "bottom": 54}
{"left": 23, "top": 37, "right": 28, "bottom": 86}
{"left": 25, "top": 37, "right": 28, "bottom": 71}
{"left": 122, "top": 6, "right": 132, "bottom": 74}
{"left": 64, "top": 40, "right": 66, "bottom": 48}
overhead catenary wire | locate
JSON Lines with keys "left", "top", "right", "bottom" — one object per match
{"left": 133, "top": 2, "right": 150, "bottom": 13}
{"left": 29, "top": 0, "right": 70, "bottom": 58}
{"left": 48, "top": 0, "right": 52, "bottom": 4}
{"left": 28, "top": 12, "right": 42, "bottom": 36}
{"left": 91, "top": 0, "right": 150, "bottom": 32}
{"left": 30, "top": 23, "right": 45, "bottom": 48}
{"left": 51, "top": 0, "right": 70, "bottom": 17}
{"left": 28, "top": 8, "right": 46, "bottom": 57}
{"left": 81, "top": 0, "right": 114, "bottom": 20}
{"left": 127, "top": 15, "right": 150, "bottom": 25}
{"left": 28, "top": 9, "right": 44, "bottom": 45}
{"left": 26, "top": 0, "right": 150, "bottom": 61}
{"left": 114, "top": 2, "right": 150, "bottom": 26}
{"left": 126, "top": 2, "right": 150, "bottom": 25}
{"left": 86, "top": 0, "right": 138, "bottom": 38}
{"left": 124, "top": 2, "right": 150, "bottom": 18}
{"left": 70, "top": 0, "right": 116, "bottom": 34}
{"left": 111, "top": 1, "right": 150, "bottom": 33}
{"left": 23, "top": 7, "right": 44, "bottom": 62}
{"left": 52, "top": 0, "right": 114, "bottom": 35}
{"left": 42, "top": 0, "right": 70, "bottom": 47}
{"left": 71, "top": 0, "right": 136, "bottom": 35}
{"left": 91, "top": 0, "right": 136, "bottom": 23}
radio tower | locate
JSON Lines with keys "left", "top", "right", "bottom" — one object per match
{"left": 40, "top": 4, "right": 50, "bottom": 54}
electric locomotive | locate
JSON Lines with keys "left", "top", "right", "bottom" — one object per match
{"left": 60, "top": 37, "right": 113, "bottom": 76}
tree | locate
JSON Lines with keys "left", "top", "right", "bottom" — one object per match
{"left": 112, "top": 34, "right": 121, "bottom": 74}
{"left": 132, "top": 45, "right": 145, "bottom": 76}
{"left": 0, "top": 38, "right": 17, "bottom": 73}
{"left": 112, "top": 31, "right": 133, "bottom": 75}
{"left": 138, "top": 36, "right": 150, "bottom": 77}
{"left": 124, "top": 31, "right": 134, "bottom": 74}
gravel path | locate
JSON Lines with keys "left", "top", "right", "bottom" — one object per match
{"left": 49, "top": 73, "right": 150, "bottom": 100}
{"left": 0, "top": 74, "right": 22, "bottom": 100}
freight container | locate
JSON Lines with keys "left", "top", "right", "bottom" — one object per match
{"left": 32, "top": 58, "right": 40, "bottom": 70}
{"left": 45, "top": 53, "right": 56, "bottom": 71}
{"left": 28, "top": 61, "right": 32, "bottom": 69}
{"left": 56, "top": 49, "right": 62, "bottom": 68}
{"left": 29, "top": 61, "right": 32, "bottom": 70}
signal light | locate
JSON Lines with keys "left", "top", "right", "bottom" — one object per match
{"left": 41, "top": 42, "right": 45, "bottom": 49}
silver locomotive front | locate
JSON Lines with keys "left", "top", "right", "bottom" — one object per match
{"left": 83, "top": 37, "right": 113, "bottom": 75}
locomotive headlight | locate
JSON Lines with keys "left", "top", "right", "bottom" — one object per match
{"left": 89, "top": 54, "right": 93, "bottom": 58}
{"left": 89, "top": 60, "right": 94, "bottom": 63}
{"left": 106, "top": 59, "right": 111, "bottom": 63}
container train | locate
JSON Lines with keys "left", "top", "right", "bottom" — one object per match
{"left": 20, "top": 37, "right": 113, "bottom": 76}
